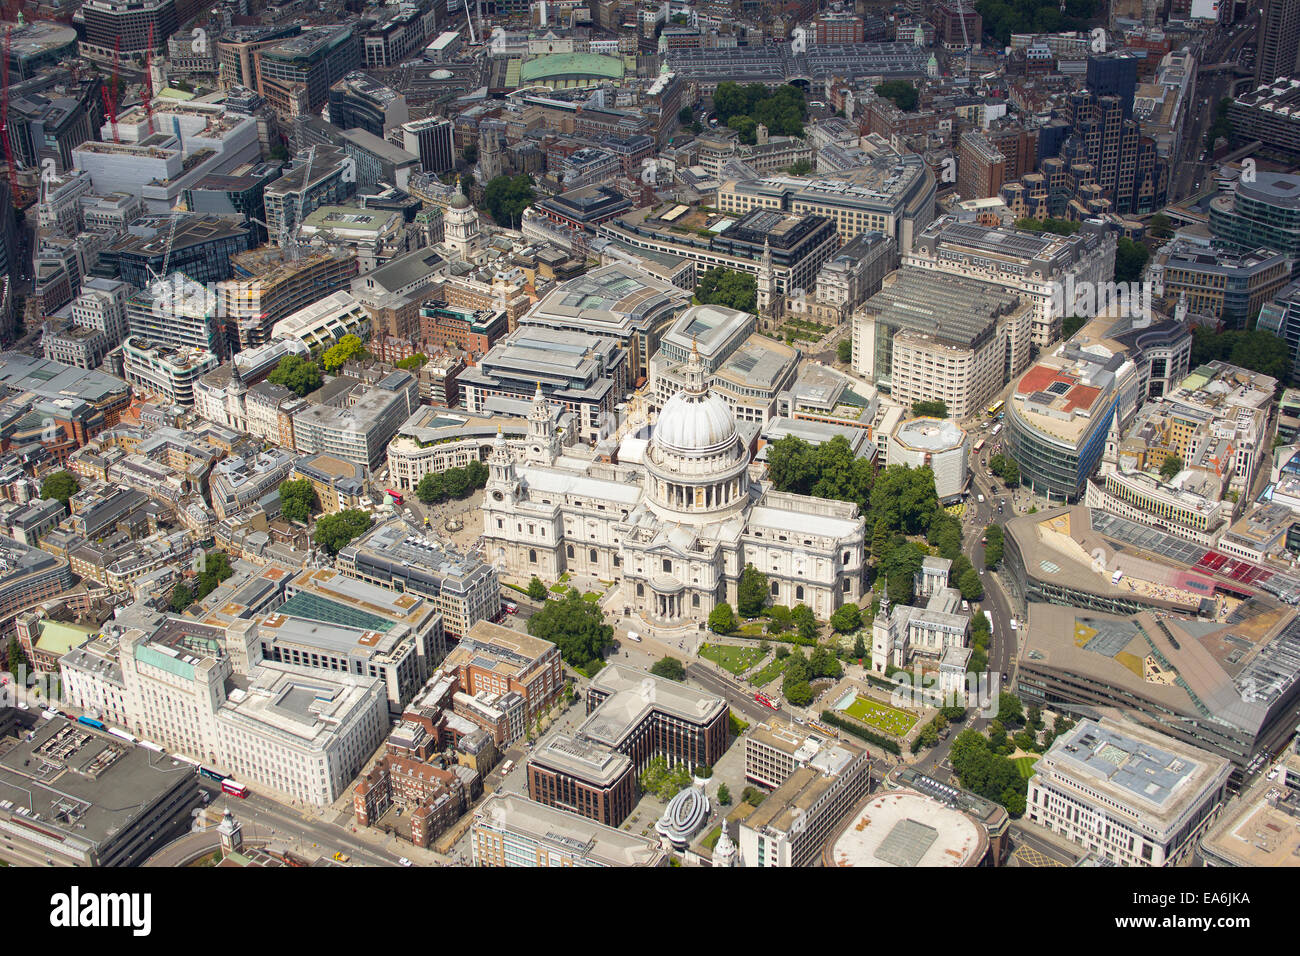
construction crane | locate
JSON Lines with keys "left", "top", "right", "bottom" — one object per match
{"left": 282, "top": 145, "right": 316, "bottom": 261}
{"left": 1, "top": 26, "right": 20, "bottom": 210}
{"left": 955, "top": 0, "right": 971, "bottom": 80}
{"left": 101, "top": 36, "right": 122, "bottom": 143}
{"left": 141, "top": 23, "right": 156, "bottom": 136}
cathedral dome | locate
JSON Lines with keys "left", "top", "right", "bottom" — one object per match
{"left": 449, "top": 191, "right": 470, "bottom": 210}
{"left": 654, "top": 387, "right": 737, "bottom": 454}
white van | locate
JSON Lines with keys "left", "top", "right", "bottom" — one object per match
{"left": 977, "top": 494, "right": 985, "bottom": 503}
{"left": 626, "top": 631, "right": 641, "bottom": 643}
{"left": 1009, "top": 618, "right": 1019, "bottom": 631}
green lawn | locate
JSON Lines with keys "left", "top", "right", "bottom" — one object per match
{"left": 699, "top": 642, "right": 765, "bottom": 675}
{"left": 839, "top": 695, "right": 919, "bottom": 737}
{"left": 749, "top": 656, "right": 786, "bottom": 687}
{"left": 581, "top": 591, "right": 601, "bottom": 603}
{"left": 1015, "top": 756, "right": 1039, "bottom": 779}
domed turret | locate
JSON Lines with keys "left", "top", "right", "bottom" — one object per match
{"left": 652, "top": 339, "right": 739, "bottom": 456}
{"left": 643, "top": 339, "right": 750, "bottom": 521}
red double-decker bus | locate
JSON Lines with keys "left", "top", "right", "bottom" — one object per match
{"left": 754, "top": 693, "right": 779, "bottom": 710}
{"left": 221, "top": 779, "right": 249, "bottom": 799}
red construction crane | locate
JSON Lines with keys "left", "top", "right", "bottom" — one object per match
{"left": 102, "top": 35, "right": 122, "bottom": 143}
{"left": 1, "top": 26, "right": 20, "bottom": 209}
{"left": 142, "top": 23, "right": 155, "bottom": 135}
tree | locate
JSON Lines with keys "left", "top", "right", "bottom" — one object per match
{"left": 1149, "top": 213, "right": 1173, "bottom": 239}
{"left": 874, "top": 80, "right": 918, "bottom": 111}
{"left": 1115, "top": 237, "right": 1150, "bottom": 284}
{"left": 830, "top": 603, "right": 862, "bottom": 633}
{"left": 40, "top": 470, "right": 79, "bottom": 509}
{"left": 1160, "top": 454, "right": 1183, "bottom": 481}
{"left": 526, "top": 576, "right": 548, "bottom": 601}
{"left": 278, "top": 478, "right": 317, "bottom": 524}
{"left": 322, "top": 334, "right": 367, "bottom": 374}
{"left": 527, "top": 590, "right": 614, "bottom": 671}
{"left": 1062, "top": 315, "right": 1088, "bottom": 340}
{"left": 792, "top": 604, "right": 818, "bottom": 642}
{"left": 708, "top": 602, "right": 737, "bottom": 634}
{"left": 808, "top": 645, "right": 842, "bottom": 680}
{"left": 193, "top": 550, "right": 234, "bottom": 601}
{"left": 395, "top": 353, "right": 427, "bottom": 371}
{"left": 640, "top": 755, "right": 692, "bottom": 800}
{"left": 784, "top": 680, "right": 813, "bottom": 707}
{"left": 911, "top": 399, "right": 948, "bottom": 418}
{"left": 741, "top": 785, "right": 766, "bottom": 807}
{"left": 694, "top": 266, "right": 757, "bottom": 314}
{"left": 5, "top": 634, "right": 30, "bottom": 677}
{"left": 650, "top": 656, "right": 686, "bottom": 681}
{"left": 169, "top": 582, "right": 193, "bottom": 613}
{"left": 871, "top": 464, "right": 939, "bottom": 535}
{"left": 267, "top": 354, "right": 322, "bottom": 397}
{"left": 787, "top": 158, "right": 813, "bottom": 176}
{"left": 312, "top": 509, "right": 372, "bottom": 556}
{"left": 1015, "top": 216, "right": 1080, "bottom": 236}
{"left": 853, "top": 633, "right": 866, "bottom": 659}
{"left": 997, "top": 692, "right": 1025, "bottom": 726}
{"left": 1190, "top": 327, "right": 1289, "bottom": 383}
{"left": 738, "top": 564, "right": 768, "bottom": 617}
{"left": 958, "top": 567, "right": 984, "bottom": 601}
{"left": 983, "top": 524, "right": 1004, "bottom": 569}
{"left": 483, "top": 173, "right": 536, "bottom": 227}
{"left": 716, "top": 782, "right": 732, "bottom": 805}
{"left": 836, "top": 338, "right": 852, "bottom": 363}
{"left": 462, "top": 143, "right": 478, "bottom": 165}
{"left": 678, "top": 105, "right": 694, "bottom": 125}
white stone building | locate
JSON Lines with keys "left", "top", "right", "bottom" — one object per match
{"left": 871, "top": 557, "right": 969, "bottom": 673}
{"left": 482, "top": 347, "right": 866, "bottom": 624}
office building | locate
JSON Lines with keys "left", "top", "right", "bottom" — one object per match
{"left": 401, "top": 116, "right": 455, "bottom": 175}
{"left": 956, "top": 132, "right": 1006, "bottom": 202}
{"left": 1004, "top": 333, "right": 1141, "bottom": 503}
{"left": 852, "top": 268, "right": 1034, "bottom": 420}
{"left": 257, "top": 25, "right": 361, "bottom": 116}
{"left": 521, "top": 263, "right": 691, "bottom": 384}
{"left": 1209, "top": 171, "right": 1300, "bottom": 265}
{"left": 1086, "top": 50, "right": 1140, "bottom": 118}
{"left": 823, "top": 788, "right": 990, "bottom": 867}
{"left": 904, "top": 216, "right": 1116, "bottom": 349}
{"left": 649, "top": 304, "right": 799, "bottom": 428}
{"left": 1259, "top": 281, "right": 1300, "bottom": 381}
{"left": 439, "top": 622, "right": 562, "bottom": 734}
{"left": 459, "top": 327, "right": 628, "bottom": 444}
{"left": 745, "top": 718, "right": 850, "bottom": 789}
{"left": 0, "top": 538, "right": 74, "bottom": 633}
{"left": 717, "top": 140, "right": 937, "bottom": 252}
{"left": 471, "top": 792, "right": 666, "bottom": 866}
{"left": 1014, "top": 595, "right": 1300, "bottom": 776}
{"left": 1230, "top": 78, "right": 1300, "bottom": 161}
{"left": 737, "top": 737, "right": 871, "bottom": 867}
{"left": 259, "top": 567, "right": 447, "bottom": 714}
{"left": 263, "top": 145, "right": 357, "bottom": 243}
{"left": 337, "top": 522, "right": 502, "bottom": 639}
{"left": 327, "top": 71, "right": 408, "bottom": 138}
{"left": 0, "top": 710, "right": 201, "bottom": 867}
{"left": 270, "top": 289, "right": 371, "bottom": 355}
{"left": 1254, "top": 0, "right": 1300, "bottom": 87}
{"left": 107, "top": 214, "right": 256, "bottom": 290}
{"left": 1149, "top": 241, "right": 1293, "bottom": 329}
{"left": 291, "top": 372, "right": 420, "bottom": 470}
{"left": 61, "top": 609, "right": 390, "bottom": 805}
{"left": 888, "top": 418, "right": 969, "bottom": 502}
{"left": 75, "top": 0, "right": 179, "bottom": 63}
{"left": 1027, "top": 717, "right": 1231, "bottom": 866}
{"left": 217, "top": 248, "right": 358, "bottom": 349}
{"left": 120, "top": 337, "right": 220, "bottom": 407}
